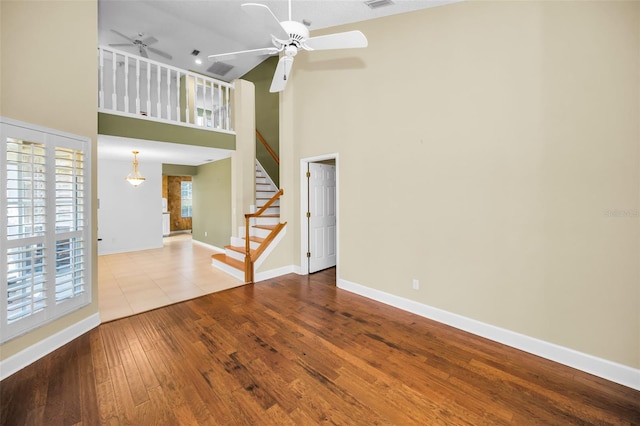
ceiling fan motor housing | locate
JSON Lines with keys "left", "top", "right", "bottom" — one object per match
{"left": 278, "top": 20, "right": 310, "bottom": 49}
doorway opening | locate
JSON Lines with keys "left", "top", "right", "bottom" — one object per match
{"left": 300, "top": 154, "right": 338, "bottom": 276}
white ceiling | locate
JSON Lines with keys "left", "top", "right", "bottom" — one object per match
{"left": 97, "top": 0, "right": 461, "bottom": 166}
{"left": 98, "top": 135, "right": 232, "bottom": 166}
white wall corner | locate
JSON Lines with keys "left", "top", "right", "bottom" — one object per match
{"left": 337, "top": 278, "right": 640, "bottom": 392}
{"left": 0, "top": 313, "right": 101, "bottom": 381}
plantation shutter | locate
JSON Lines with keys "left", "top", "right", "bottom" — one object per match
{"left": 1, "top": 120, "right": 92, "bottom": 343}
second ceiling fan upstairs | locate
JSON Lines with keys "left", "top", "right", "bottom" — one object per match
{"left": 208, "top": 1, "right": 368, "bottom": 92}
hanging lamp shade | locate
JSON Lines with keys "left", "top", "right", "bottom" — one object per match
{"left": 125, "top": 150, "right": 146, "bottom": 187}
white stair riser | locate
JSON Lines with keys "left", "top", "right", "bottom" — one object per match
{"left": 211, "top": 258, "right": 244, "bottom": 280}
{"left": 256, "top": 187, "right": 277, "bottom": 195}
{"left": 255, "top": 216, "right": 280, "bottom": 226}
{"left": 256, "top": 177, "right": 268, "bottom": 184}
{"left": 252, "top": 227, "right": 273, "bottom": 239}
{"left": 231, "top": 236, "right": 260, "bottom": 250}
{"left": 257, "top": 191, "right": 277, "bottom": 199}
{"left": 257, "top": 199, "right": 280, "bottom": 208}
{"left": 225, "top": 249, "right": 245, "bottom": 262}
{"left": 256, "top": 206, "right": 280, "bottom": 215}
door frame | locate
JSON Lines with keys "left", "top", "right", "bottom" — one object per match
{"left": 299, "top": 153, "right": 339, "bottom": 276}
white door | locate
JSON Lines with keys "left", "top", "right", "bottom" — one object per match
{"left": 308, "top": 162, "right": 337, "bottom": 273}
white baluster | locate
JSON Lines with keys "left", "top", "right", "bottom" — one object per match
{"left": 185, "top": 74, "right": 190, "bottom": 124}
{"left": 166, "top": 68, "right": 171, "bottom": 120}
{"left": 197, "top": 77, "right": 202, "bottom": 127}
{"left": 135, "top": 59, "right": 140, "bottom": 114}
{"left": 225, "top": 86, "right": 230, "bottom": 131}
{"left": 156, "top": 65, "right": 162, "bottom": 118}
{"left": 98, "top": 48, "right": 104, "bottom": 109}
{"left": 124, "top": 56, "right": 129, "bottom": 113}
{"left": 146, "top": 62, "right": 151, "bottom": 116}
{"left": 210, "top": 82, "right": 215, "bottom": 128}
{"left": 176, "top": 72, "right": 181, "bottom": 122}
{"left": 112, "top": 52, "right": 117, "bottom": 110}
{"left": 217, "top": 85, "right": 222, "bottom": 129}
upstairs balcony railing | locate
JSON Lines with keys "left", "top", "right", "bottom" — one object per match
{"left": 98, "top": 46, "right": 235, "bottom": 134}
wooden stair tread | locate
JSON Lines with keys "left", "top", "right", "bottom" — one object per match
{"left": 257, "top": 214, "right": 280, "bottom": 218}
{"left": 211, "top": 253, "right": 243, "bottom": 270}
{"left": 249, "top": 236, "right": 265, "bottom": 243}
{"left": 254, "top": 224, "right": 278, "bottom": 230}
{"left": 225, "top": 245, "right": 255, "bottom": 256}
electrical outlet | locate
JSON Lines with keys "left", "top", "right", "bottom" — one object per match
{"left": 412, "top": 279, "right": 419, "bottom": 290}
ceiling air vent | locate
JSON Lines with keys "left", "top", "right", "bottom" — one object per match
{"left": 364, "top": 0, "right": 394, "bottom": 9}
{"left": 207, "top": 61, "right": 234, "bottom": 76}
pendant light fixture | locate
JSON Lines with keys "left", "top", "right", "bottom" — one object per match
{"left": 125, "top": 150, "right": 146, "bottom": 187}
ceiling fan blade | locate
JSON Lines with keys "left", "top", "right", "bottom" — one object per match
{"left": 241, "top": 3, "right": 289, "bottom": 41}
{"left": 270, "top": 55, "right": 294, "bottom": 93}
{"left": 141, "top": 36, "right": 158, "bottom": 46}
{"left": 110, "top": 29, "right": 134, "bottom": 42}
{"left": 147, "top": 46, "right": 173, "bottom": 60}
{"left": 208, "top": 47, "right": 280, "bottom": 62}
{"left": 139, "top": 46, "right": 149, "bottom": 58}
{"left": 304, "top": 30, "right": 368, "bottom": 51}
{"left": 109, "top": 43, "right": 133, "bottom": 47}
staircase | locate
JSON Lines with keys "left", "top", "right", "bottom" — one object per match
{"left": 211, "top": 161, "right": 285, "bottom": 282}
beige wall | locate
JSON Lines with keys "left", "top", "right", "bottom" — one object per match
{"left": 276, "top": 1, "right": 640, "bottom": 368}
{"left": 0, "top": 1, "right": 98, "bottom": 359}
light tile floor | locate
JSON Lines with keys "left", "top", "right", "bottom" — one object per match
{"left": 98, "top": 234, "right": 244, "bottom": 322}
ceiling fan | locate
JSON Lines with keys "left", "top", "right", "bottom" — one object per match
{"left": 208, "top": 1, "right": 368, "bottom": 92}
{"left": 109, "top": 29, "right": 173, "bottom": 60}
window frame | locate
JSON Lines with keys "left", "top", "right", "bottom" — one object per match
{"left": 180, "top": 180, "right": 192, "bottom": 218}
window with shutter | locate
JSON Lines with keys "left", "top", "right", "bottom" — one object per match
{"left": 1, "top": 119, "right": 92, "bottom": 343}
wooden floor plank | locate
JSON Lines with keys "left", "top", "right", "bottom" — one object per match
{"left": 1, "top": 268, "right": 639, "bottom": 425}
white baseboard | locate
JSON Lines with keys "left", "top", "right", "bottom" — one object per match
{"left": 192, "top": 239, "right": 225, "bottom": 253}
{"left": 255, "top": 265, "right": 299, "bottom": 282}
{"left": 337, "top": 278, "right": 640, "bottom": 391}
{"left": 0, "top": 313, "right": 101, "bottom": 381}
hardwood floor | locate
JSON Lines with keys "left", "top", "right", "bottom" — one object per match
{"left": 2, "top": 268, "right": 639, "bottom": 425}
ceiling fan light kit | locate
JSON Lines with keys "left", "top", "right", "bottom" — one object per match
{"left": 207, "top": 0, "right": 368, "bottom": 93}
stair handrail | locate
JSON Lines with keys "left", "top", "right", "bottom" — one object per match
{"left": 244, "top": 188, "right": 284, "bottom": 282}
{"left": 256, "top": 130, "right": 279, "bottom": 165}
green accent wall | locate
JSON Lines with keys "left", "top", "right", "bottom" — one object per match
{"left": 192, "top": 158, "right": 232, "bottom": 248}
{"left": 242, "top": 57, "right": 279, "bottom": 187}
{"left": 98, "top": 113, "right": 235, "bottom": 150}
{"left": 163, "top": 164, "right": 198, "bottom": 176}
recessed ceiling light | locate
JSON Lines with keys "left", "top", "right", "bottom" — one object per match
{"left": 195, "top": 58, "right": 203, "bottom": 65}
